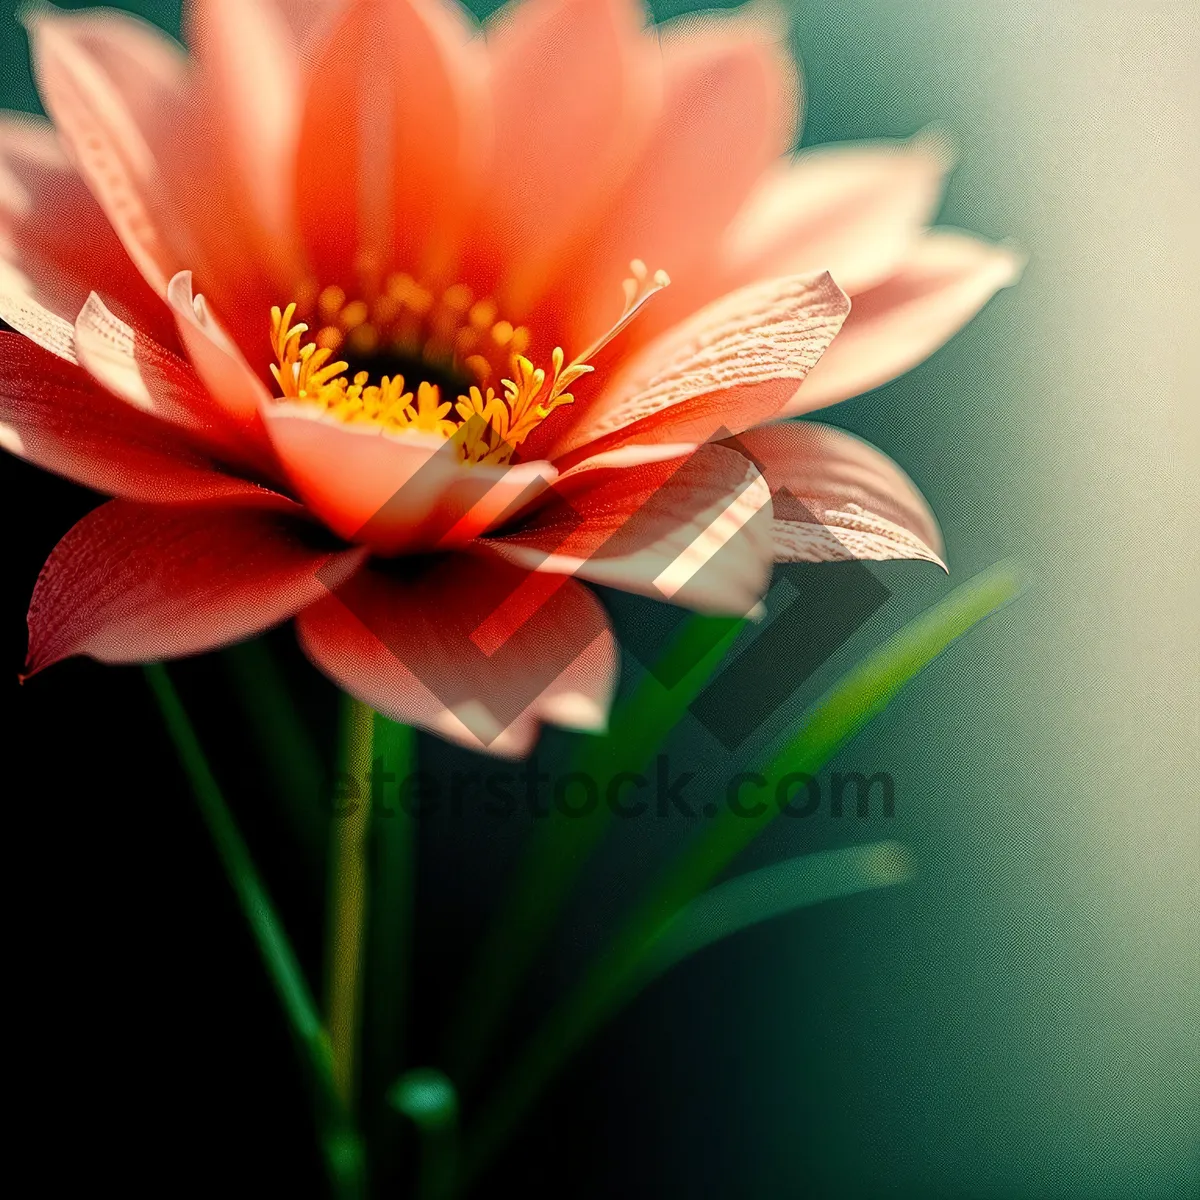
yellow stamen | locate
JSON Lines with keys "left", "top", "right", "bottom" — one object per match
{"left": 268, "top": 262, "right": 669, "bottom": 466}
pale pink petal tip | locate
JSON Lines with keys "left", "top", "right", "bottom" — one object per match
{"left": 735, "top": 422, "right": 946, "bottom": 570}
{"left": 784, "top": 231, "right": 1024, "bottom": 415}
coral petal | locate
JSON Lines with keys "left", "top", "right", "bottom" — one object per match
{"left": 553, "top": 272, "right": 850, "bottom": 460}
{"left": 25, "top": 499, "right": 365, "bottom": 673}
{"left": 166, "top": 270, "right": 273, "bottom": 429}
{"left": 0, "top": 270, "right": 78, "bottom": 362}
{"left": 295, "top": 0, "right": 487, "bottom": 282}
{"left": 483, "top": 442, "right": 775, "bottom": 616}
{"left": 725, "top": 137, "right": 951, "bottom": 294}
{"left": 481, "top": 0, "right": 657, "bottom": 310}
{"left": 0, "top": 114, "right": 176, "bottom": 344}
{"left": 187, "top": 0, "right": 301, "bottom": 242}
{"left": 296, "top": 556, "right": 617, "bottom": 757}
{"left": 553, "top": 9, "right": 798, "bottom": 350}
{"left": 733, "top": 422, "right": 945, "bottom": 567}
{"left": 274, "top": 0, "right": 344, "bottom": 43}
{"left": 0, "top": 332, "right": 291, "bottom": 506}
{"left": 261, "top": 403, "right": 558, "bottom": 555}
{"left": 785, "top": 231, "right": 1024, "bottom": 413}
{"left": 75, "top": 292, "right": 268, "bottom": 469}
{"left": 24, "top": 6, "right": 190, "bottom": 295}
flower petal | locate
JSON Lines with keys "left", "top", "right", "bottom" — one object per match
{"left": 545, "top": 8, "right": 798, "bottom": 352}
{"left": 166, "top": 270, "right": 274, "bottom": 431}
{"left": 0, "top": 332, "right": 291, "bottom": 506}
{"left": 74, "top": 292, "right": 272, "bottom": 470}
{"left": 0, "top": 266, "right": 79, "bottom": 362}
{"left": 783, "top": 230, "right": 1024, "bottom": 414}
{"left": 732, "top": 422, "right": 944, "bottom": 567}
{"left": 24, "top": 499, "right": 365, "bottom": 675}
{"left": 0, "top": 113, "right": 175, "bottom": 343}
{"left": 186, "top": 0, "right": 301, "bottom": 251}
{"left": 631, "top": 135, "right": 950, "bottom": 351}
{"left": 549, "top": 272, "right": 849, "bottom": 461}
{"left": 274, "top": 0, "right": 344, "bottom": 43}
{"left": 24, "top": 6, "right": 289, "bottom": 340}
{"left": 477, "top": 0, "right": 658, "bottom": 312}
{"left": 23, "top": 6, "right": 192, "bottom": 296}
{"left": 296, "top": 555, "right": 617, "bottom": 757}
{"left": 723, "top": 136, "right": 951, "bottom": 295}
{"left": 482, "top": 442, "right": 775, "bottom": 616}
{"left": 294, "top": 0, "right": 487, "bottom": 284}
{"left": 260, "top": 401, "right": 558, "bottom": 555}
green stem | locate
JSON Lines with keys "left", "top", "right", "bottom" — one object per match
{"left": 325, "top": 695, "right": 375, "bottom": 1111}
{"left": 144, "top": 665, "right": 365, "bottom": 1198}
{"left": 445, "top": 614, "right": 744, "bottom": 1089}
{"left": 458, "top": 562, "right": 1021, "bottom": 1186}
{"left": 363, "top": 716, "right": 418, "bottom": 1171}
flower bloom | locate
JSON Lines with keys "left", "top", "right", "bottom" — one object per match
{"left": 0, "top": 0, "right": 1019, "bottom": 754}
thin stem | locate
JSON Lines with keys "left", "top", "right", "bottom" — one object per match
{"left": 458, "top": 562, "right": 1021, "bottom": 1186}
{"left": 144, "top": 665, "right": 366, "bottom": 1199}
{"left": 325, "top": 695, "right": 375, "bottom": 1111}
{"left": 363, "top": 716, "right": 418, "bottom": 1172}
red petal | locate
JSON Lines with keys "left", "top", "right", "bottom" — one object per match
{"left": 25, "top": 499, "right": 365, "bottom": 674}
{"left": 296, "top": 556, "right": 617, "bottom": 757}
{"left": 0, "top": 332, "right": 291, "bottom": 506}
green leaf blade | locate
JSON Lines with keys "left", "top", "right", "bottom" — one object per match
{"left": 460, "top": 561, "right": 1022, "bottom": 1185}
{"left": 144, "top": 664, "right": 366, "bottom": 1199}
{"left": 643, "top": 839, "right": 915, "bottom": 979}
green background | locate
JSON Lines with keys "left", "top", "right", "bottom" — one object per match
{"left": 1, "top": 2, "right": 1196, "bottom": 1197}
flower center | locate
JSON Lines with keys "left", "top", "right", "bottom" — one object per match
{"left": 269, "top": 261, "right": 670, "bottom": 466}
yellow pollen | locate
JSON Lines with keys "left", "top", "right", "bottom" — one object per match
{"left": 268, "top": 262, "right": 670, "bottom": 466}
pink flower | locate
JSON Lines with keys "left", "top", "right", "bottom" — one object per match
{"left": 0, "top": 0, "right": 1018, "bottom": 754}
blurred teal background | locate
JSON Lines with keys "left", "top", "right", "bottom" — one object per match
{"left": 1, "top": 2, "right": 1196, "bottom": 1197}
